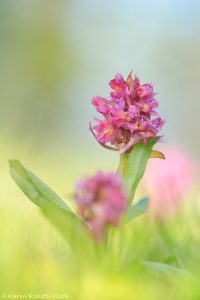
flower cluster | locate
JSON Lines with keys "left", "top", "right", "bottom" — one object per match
{"left": 74, "top": 171, "right": 127, "bottom": 240}
{"left": 91, "top": 72, "right": 165, "bottom": 153}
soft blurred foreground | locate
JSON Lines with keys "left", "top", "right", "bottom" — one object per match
{"left": 1, "top": 143, "right": 200, "bottom": 300}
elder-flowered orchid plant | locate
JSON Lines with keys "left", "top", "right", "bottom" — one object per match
{"left": 9, "top": 70, "right": 164, "bottom": 244}
{"left": 9, "top": 70, "right": 190, "bottom": 278}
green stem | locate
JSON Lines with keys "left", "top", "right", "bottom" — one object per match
{"left": 118, "top": 153, "right": 133, "bottom": 214}
{"left": 119, "top": 153, "right": 128, "bottom": 177}
{"left": 119, "top": 152, "right": 137, "bottom": 208}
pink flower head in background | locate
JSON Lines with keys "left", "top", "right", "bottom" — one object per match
{"left": 91, "top": 72, "right": 165, "bottom": 153}
{"left": 143, "top": 145, "right": 197, "bottom": 220}
{"left": 74, "top": 171, "right": 127, "bottom": 240}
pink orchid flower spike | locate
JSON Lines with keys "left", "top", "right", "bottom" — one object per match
{"left": 90, "top": 71, "right": 165, "bottom": 153}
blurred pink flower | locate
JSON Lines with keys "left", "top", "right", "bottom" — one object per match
{"left": 74, "top": 171, "right": 127, "bottom": 240}
{"left": 143, "top": 146, "right": 196, "bottom": 220}
{"left": 91, "top": 72, "right": 165, "bottom": 153}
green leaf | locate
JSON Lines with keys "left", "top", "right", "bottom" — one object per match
{"left": 9, "top": 160, "right": 94, "bottom": 256}
{"left": 162, "top": 255, "right": 184, "bottom": 268}
{"left": 140, "top": 260, "right": 193, "bottom": 279}
{"left": 127, "top": 197, "right": 148, "bottom": 222}
{"left": 119, "top": 137, "right": 158, "bottom": 205}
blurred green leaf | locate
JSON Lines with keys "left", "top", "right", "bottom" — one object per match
{"left": 10, "top": 159, "right": 44, "bottom": 208}
{"left": 41, "top": 199, "right": 95, "bottom": 259}
{"left": 9, "top": 160, "right": 95, "bottom": 257}
{"left": 140, "top": 260, "right": 193, "bottom": 279}
{"left": 9, "top": 160, "right": 71, "bottom": 212}
{"left": 120, "top": 137, "right": 158, "bottom": 205}
{"left": 9, "top": 159, "right": 75, "bottom": 223}
{"left": 127, "top": 197, "right": 148, "bottom": 222}
{"left": 162, "top": 255, "right": 184, "bottom": 268}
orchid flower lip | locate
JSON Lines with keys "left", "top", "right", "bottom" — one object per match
{"left": 89, "top": 122, "right": 118, "bottom": 151}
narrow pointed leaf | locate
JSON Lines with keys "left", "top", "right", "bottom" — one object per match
{"left": 127, "top": 197, "right": 148, "bottom": 222}
{"left": 150, "top": 150, "right": 165, "bottom": 159}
